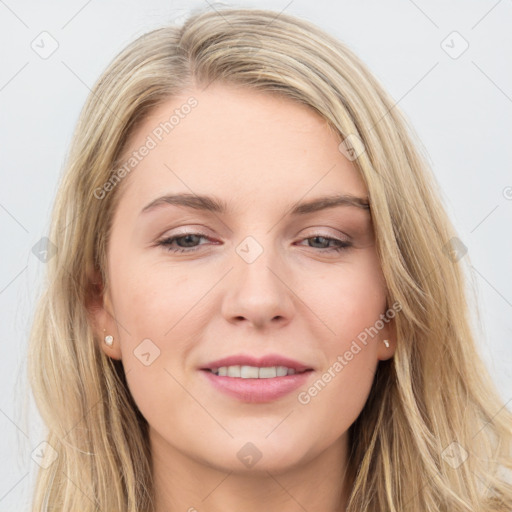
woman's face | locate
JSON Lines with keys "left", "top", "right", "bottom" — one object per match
{"left": 93, "top": 83, "right": 395, "bottom": 474}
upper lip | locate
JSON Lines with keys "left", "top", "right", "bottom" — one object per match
{"left": 200, "top": 354, "right": 313, "bottom": 372}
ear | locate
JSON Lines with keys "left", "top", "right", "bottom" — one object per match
{"left": 85, "top": 269, "right": 122, "bottom": 360}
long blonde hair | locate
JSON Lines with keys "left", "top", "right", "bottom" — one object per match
{"left": 28, "top": 7, "right": 512, "bottom": 511}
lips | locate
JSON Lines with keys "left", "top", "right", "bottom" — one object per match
{"left": 199, "top": 353, "right": 314, "bottom": 403}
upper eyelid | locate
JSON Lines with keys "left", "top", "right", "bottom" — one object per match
{"left": 158, "top": 226, "right": 350, "bottom": 237}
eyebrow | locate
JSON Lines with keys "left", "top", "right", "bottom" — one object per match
{"left": 140, "top": 193, "right": 370, "bottom": 216}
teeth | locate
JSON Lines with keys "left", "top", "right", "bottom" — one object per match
{"left": 241, "top": 365, "right": 259, "bottom": 378}
{"left": 276, "top": 366, "right": 288, "bottom": 377}
{"left": 258, "top": 367, "right": 276, "bottom": 378}
{"left": 227, "top": 365, "right": 240, "bottom": 377}
{"left": 211, "top": 365, "right": 300, "bottom": 378}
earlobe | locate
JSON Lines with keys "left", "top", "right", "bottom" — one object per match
{"left": 379, "top": 337, "right": 396, "bottom": 361}
{"left": 100, "top": 327, "right": 122, "bottom": 360}
{"left": 97, "top": 307, "right": 123, "bottom": 361}
{"left": 85, "top": 271, "right": 123, "bottom": 360}
{"left": 378, "top": 312, "right": 397, "bottom": 360}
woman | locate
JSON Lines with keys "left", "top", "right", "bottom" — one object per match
{"left": 28, "top": 7, "right": 512, "bottom": 511}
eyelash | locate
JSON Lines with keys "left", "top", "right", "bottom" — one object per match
{"left": 157, "top": 233, "right": 352, "bottom": 254}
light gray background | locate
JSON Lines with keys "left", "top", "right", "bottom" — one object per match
{"left": 1, "top": 0, "right": 511, "bottom": 509}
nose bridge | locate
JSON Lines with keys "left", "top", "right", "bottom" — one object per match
{"left": 235, "top": 234, "right": 268, "bottom": 267}
{"left": 221, "top": 234, "right": 294, "bottom": 326}
{"left": 234, "top": 234, "right": 284, "bottom": 296}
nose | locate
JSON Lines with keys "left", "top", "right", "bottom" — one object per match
{"left": 220, "top": 240, "right": 295, "bottom": 330}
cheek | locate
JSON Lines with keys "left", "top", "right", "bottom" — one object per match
{"left": 298, "top": 352, "right": 377, "bottom": 450}
{"left": 301, "top": 252, "right": 387, "bottom": 342}
{"left": 299, "top": 254, "right": 385, "bottom": 430}
{"left": 111, "top": 253, "right": 202, "bottom": 338}
{"left": 109, "top": 255, "right": 210, "bottom": 404}
{"left": 109, "top": 263, "right": 192, "bottom": 425}
{"left": 297, "top": 269, "right": 385, "bottom": 442}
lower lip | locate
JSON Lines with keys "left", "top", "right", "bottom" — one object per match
{"left": 201, "top": 370, "right": 313, "bottom": 403}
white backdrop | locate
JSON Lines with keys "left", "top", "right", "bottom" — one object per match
{"left": 0, "top": 0, "right": 511, "bottom": 509}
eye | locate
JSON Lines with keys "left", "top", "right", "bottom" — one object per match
{"left": 157, "top": 233, "right": 211, "bottom": 253}
{"left": 157, "top": 232, "right": 351, "bottom": 254}
{"left": 296, "top": 235, "right": 352, "bottom": 253}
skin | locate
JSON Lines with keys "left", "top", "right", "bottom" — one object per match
{"left": 90, "top": 83, "right": 396, "bottom": 512}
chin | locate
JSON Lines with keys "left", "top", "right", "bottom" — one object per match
{"left": 198, "top": 434, "right": 314, "bottom": 475}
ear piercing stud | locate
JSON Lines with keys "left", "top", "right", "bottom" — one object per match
{"left": 103, "top": 329, "right": 113, "bottom": 347}
{"left": 383, "top": 339, "right": 390, "bottom": 348}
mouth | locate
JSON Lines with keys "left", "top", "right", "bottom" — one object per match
{"left": 203, "top": 365, "right": 312, "bottom": 378}
{"left": 199, "top": 354, "right": 314, "bottom": 403}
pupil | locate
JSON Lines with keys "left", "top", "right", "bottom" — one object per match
{"left": 312, "top": 236, "right": 327, "bottom": 248}
{"left": 179, "top": 235, "right": 199, "bottom": 247}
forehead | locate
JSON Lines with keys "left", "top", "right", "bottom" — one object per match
{"left": 115, "top": 84, "right": 368, "bottom": 214}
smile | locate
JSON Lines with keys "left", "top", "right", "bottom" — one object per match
{"left": 208, "top": 365, "right": 306, "bottom": 378}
